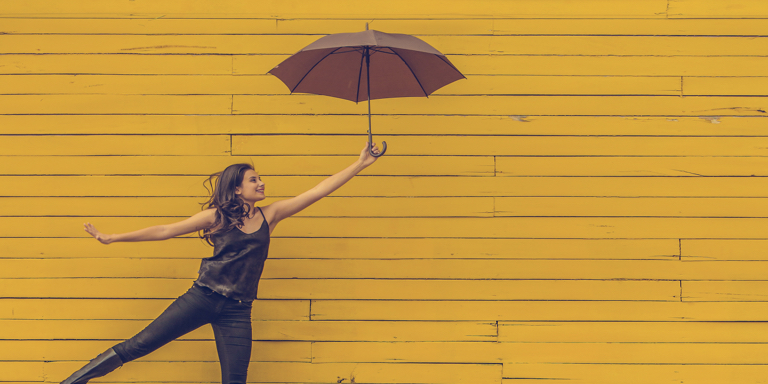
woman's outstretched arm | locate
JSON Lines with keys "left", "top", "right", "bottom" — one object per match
{"left": 265, "top": 142, "right": 380, "bottom": 226}
{"left": 84, "top": 208, "right": 217, "bottom": 244}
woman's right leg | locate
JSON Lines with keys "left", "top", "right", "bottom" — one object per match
{"left": 113, "top": 284, "right": 219, "bottom": 362}
{"left": 61, "top": 284, "right": 219, "bottom": 384}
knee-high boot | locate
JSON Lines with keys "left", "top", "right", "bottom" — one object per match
{"left": 60, "top": 348, "right": 123, "bottom": 384}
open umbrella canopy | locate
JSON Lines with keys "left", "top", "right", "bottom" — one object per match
{"left": 268, "top": 29, "right": 465, "bottom": 102}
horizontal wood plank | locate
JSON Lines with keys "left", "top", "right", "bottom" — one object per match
{"left": 498, "top": 321, "right": 768, "bottom": 342}
{"left": 0, "top": 156, "right": 492, "bottom": 177}
{"left": 685, "top": 77, "right": 768, "bottom": 96}
{"left": 0, "top": 74, "right": 681, "bottom": 96}
{"left": 5, "top": 54, "right": 768, "bottom": 77}
{"left": 1, "top": 339, "right": 309, "bottom": 362}
{"left": 0, "top": 298, "right": 308, "bottom": 320}
{"left": 668, "top": 0, "right": 768, "bottom": 18}
{"left": 684, "top": 281, "right": 768, "bottom": 302}
{"left": 3, "top": 115, "right": 768, "bottom": 136}
{"left": 503, "top": 363, "right": 768, "bottom": 384}
{"left": 237, "top": 55, "right": 768, "bottom": 77}
{"left": 43, "top": 361, "right": 502, "bottom": 384}
{"left": 233, "top": 95, "right": 768, "bottom": 117}
{"left": 498, "top": 157, "right": 768, "bottom": 177}
{"left": 0, "top": 278, "right": 681, "bottom": 301}
{"left": 0, "top": 319, "right": 497, "bottom": 341}
{"left": 0, "top": 0, "right": 668, "bottom": 18}
{"left": 683, "top": 239, "right": 768, "bottom": 261}
{"left": 313, "top": 341, "right": 768, "bottom": 364}
{"left": 0, "top": 238, "right": 680, "bottom": 260}
{"left": 0, "top": 197, "right": 493, "bottom": 217}
{"left": 311, "top": 300, "right": 768, "bottom": 321}
{"left": 0, "top": 135, "right": 229, "bottom": 155}
{"left": 0, "top": 54, "right": 232, "bottom": 75}
{"left": 10, "top": 216, "right": 768, "bottom": 239}
{"left": 0, "top": 95, "right": 232, "bottom": 114}
{"left": 6, "top": 18, "right": 768, "bottom": 36}
{"left": 234, "top": 135, "right": 768, "bottom": 156}
{"left": 258, "top": 279, "right": 679, "bottom": 301}
{"left": 496, "top": 197, "right": 768, "bottom": 217}
{"left": 7, "top": 176, "right": 768, "bottom": 198}
{"left": 7, "top": 259, "right": 768, "bottom": 280}
{"left": 5, "top": 35, "right": 767, "bottom": 56}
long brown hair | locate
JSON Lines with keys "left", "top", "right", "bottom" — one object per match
{"left": 199, "top": 163, "right": 254, "bottom": 245}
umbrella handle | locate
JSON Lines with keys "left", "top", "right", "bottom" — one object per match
{"left": 371, "top": 140, "right": 387, "bottom": 157}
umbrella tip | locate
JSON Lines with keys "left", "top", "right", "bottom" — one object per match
{"left": 365, "top": 22, "right": 368, "bottom": 31}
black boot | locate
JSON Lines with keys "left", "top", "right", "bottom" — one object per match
{"left": 61, "top": 348, "right": 123, "bottom": 384}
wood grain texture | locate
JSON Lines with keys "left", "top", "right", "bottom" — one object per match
{"left": 3, "top": 115, "right": 768, "bottom": 136}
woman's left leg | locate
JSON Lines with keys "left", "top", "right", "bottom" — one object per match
{"left": 211, "top": 300, "right": 253, "bottom": 384}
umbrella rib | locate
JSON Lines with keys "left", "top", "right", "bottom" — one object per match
{"left": 355, "top": 47, "right": 366, "bottom": 103}
{"left": 289, "top": 47, "right": 343, "bottom": 94}
{"left": 389, "top": 48, "right": 429, "bottom": 98}
{"left": 435, "top": 54, "right": 467, "bottom": 79}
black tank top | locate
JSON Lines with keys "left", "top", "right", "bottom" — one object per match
{"left": 195, "top": 207, "right": 270, "bottom": 302}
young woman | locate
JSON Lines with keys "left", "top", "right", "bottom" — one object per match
{"left": 61, "top": 142, "right": 381, "bottom": 384}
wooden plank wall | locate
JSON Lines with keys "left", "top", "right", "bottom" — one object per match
{"left": 2, "top": 0, "right": 768, "bottom": 383}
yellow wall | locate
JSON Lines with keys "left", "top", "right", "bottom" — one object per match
{"left": 3, "top": 0, "right": 768, "bottom": 383}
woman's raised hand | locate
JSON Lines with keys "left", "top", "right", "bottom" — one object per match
{"left": 84, "top": 222, "right": 113, "bottom": 244}
{"left": 358, "top": 141, "right": 381, "bottom": 167}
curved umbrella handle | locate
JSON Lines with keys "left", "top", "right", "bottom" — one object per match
{"left": 372, "top": 141, "right": 387, "bottom": 157}
{"left": 367, "top": 129, "right": 387, "bottom": 157}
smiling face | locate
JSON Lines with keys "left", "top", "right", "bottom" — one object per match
{"left": 235, "top": 169, "right": 266, "bottom": 204}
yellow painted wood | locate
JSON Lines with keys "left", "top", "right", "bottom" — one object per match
{"left": 491, "top": 18, "right": 768, "bottom": 36}
{"left": 0, "top": 95, "right": 231, "bottom": 114}
{"left": 496, "top": 197, "right": 768, "bottom": 217}
{"left": 235, "top": 135, "right": 768, "bottom": 156}
{"left": 668, "top": 0, "right": 768, "bottom": 18}
{"left": 6, "top": 35, "right": 767, "bottom": 56}
{"left": 313, "top": 341, "right": 768, "bottom": 364}
{"left": 0, "top": 238, "right": 680, "bottom": 260}
{"left": 0, "top": 74, "right": 681, "bottom": 96}
{"left": 684, "top": 281, "right": 768, "bottom": 302}
{"left": 0, "top": 197, "right": 493, "bottom": 217}
{"left": 0, "top": 319, "right": 497, "bottom": 341}
{"left": 8, "top": 18, "right": 768, "bottom": 36}
{"left": 0, "top": 135, "right": 229, "bottom": 155}
{"left": 503, "top": 363, "right": 768, "bottom": 384}
{"left": 498, "top": 321, "right": 768, "bottom": 342}
{"left": 683, "top": 239, "right": 768, "bottom": 261}
{"left": 0, "top": 299, "right": 309, "bottom": 320}
{"left": 233, "top": 95, "right": 768, "bottom": 117}
{"left": 0, "top": 259, "right": 686, "bottom": 279}
{"left": 258, "top": 279, "right": 679, "bottom": 301}
{"left": 0, "top": 0, "right": 668, "bottom": 18}
{"left": 9, "top": 259, "right": 768, "bottom": 280}
{"left": 0, "top": 278, "right": 199, "bottom": 298}
{"left": 0, "top": 362, "right": 44, "bottom": 381}
{"left": 0, "top": 74, "right": 288, "bottom": 95}
{"left": 5, "top": 115, "right": 768, "bottom": 136}
{"left": 311, "top": 300, "right": 768, "bottom": 321}
{"left": 685, "top": 76, "right": 768, "bottom": 96}
{"left": 12, "top": 216, "right": 768, "bottom": 239}
{"left": 498, "top": 157, "right": 768, "bottom": 177}
{"left": 3, "top": 340, "right": 310, "bottom": 362}
{"left": 0, "top": 156, "right": 493, "bottom": 177}
{"left": 236, "top": 54, "right": 768, "bottom": 76}
{"left": 0, "top": 54, "right": 232, "bottom": 75}
{"left": 44, "top": 361, "right": 502, "bottom": 384}
{"left": 8, "top": 175, "right": 768, "bottom": 198}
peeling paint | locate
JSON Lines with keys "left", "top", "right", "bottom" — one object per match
{"left": 700, "top": 116, "right": 720, "bottom": 124}
{"left": 509, "top": 115, "right": 529, "bottom": 122}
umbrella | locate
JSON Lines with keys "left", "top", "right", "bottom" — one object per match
{"left": 268, "top": 24, "right": 465, "bottom": 157}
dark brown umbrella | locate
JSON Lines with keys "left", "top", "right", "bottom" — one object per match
{"left": 268, "top": 26, "right": 465, "bottom": 157}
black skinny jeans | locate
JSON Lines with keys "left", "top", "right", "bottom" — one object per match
{"left": 113, "top": 283, "right": 253, "bottom": 384}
